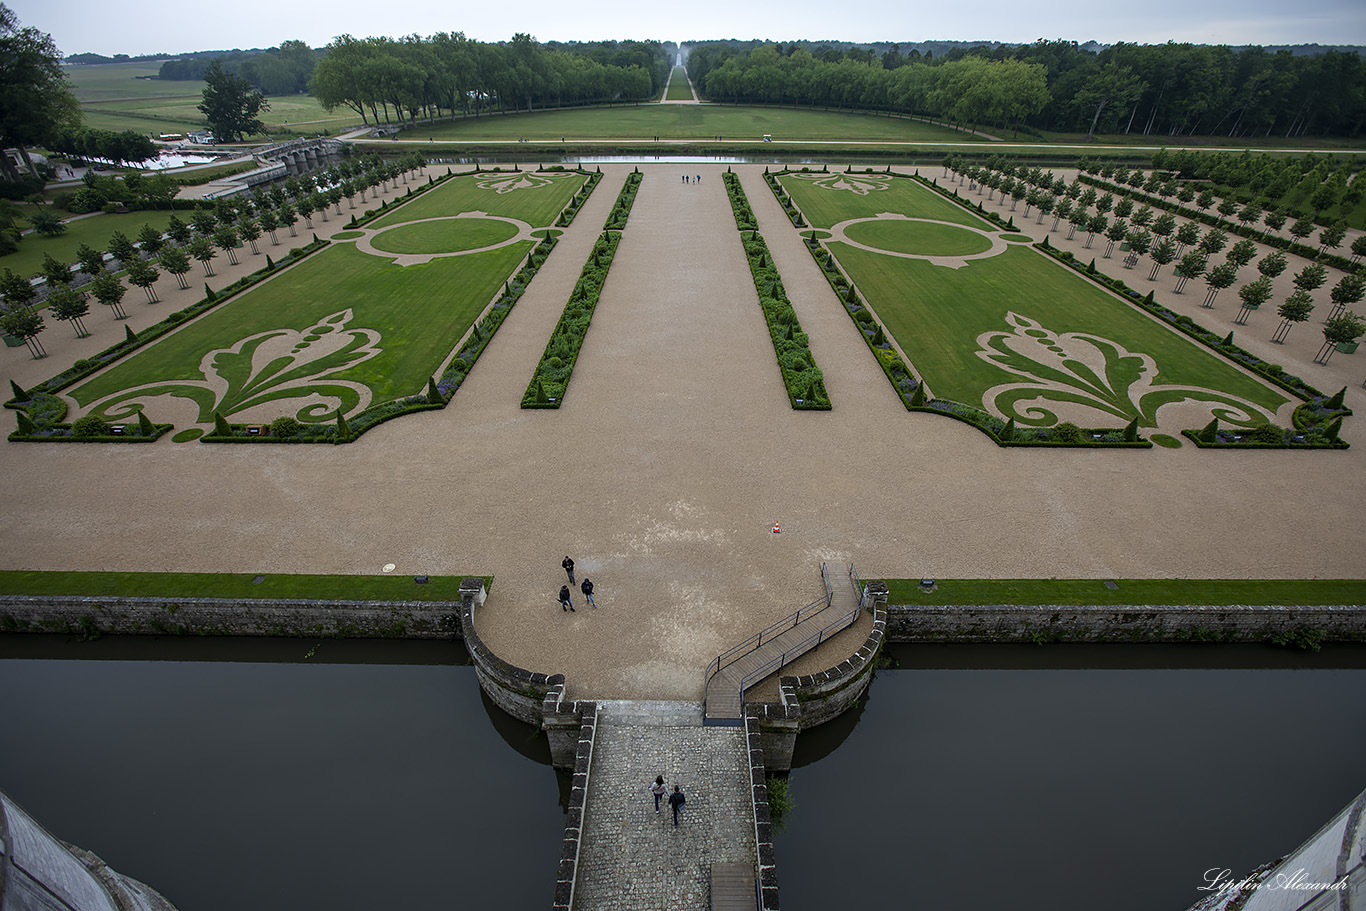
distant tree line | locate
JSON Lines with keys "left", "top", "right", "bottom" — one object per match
{"left": 158, "top": 41, "right": 318, "bottom": 95}
{"left": 685, "top": 40, "right": 1366, "bottom": 137}
{"left": 309, "top": 33, "right": 669, "bottom": 124}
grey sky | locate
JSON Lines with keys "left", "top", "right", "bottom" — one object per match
{"left": 10, "top": 0, "right": 1366, "bottom": 58}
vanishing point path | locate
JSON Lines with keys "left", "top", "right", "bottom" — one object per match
{"left": 1, "top": 163, "right": 1364, "bottom": 704}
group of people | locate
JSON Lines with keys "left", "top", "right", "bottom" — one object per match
{"left": 649, "top": 775, "right": 687, "bottom": 826}
{"left": 558, "top": 556, "right": 595, "bottom": 612}
{"left": 680, "top": 174, "right": 701, "bottom": 184}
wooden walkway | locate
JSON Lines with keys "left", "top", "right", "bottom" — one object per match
{"left": 703, "top": 564, "right": 863, "bottom": 724}
{"left": 710, "top": 863, "right": 756, "bottom": 910}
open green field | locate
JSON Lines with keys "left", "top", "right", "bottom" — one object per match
{"left": 844, "top": 218, "right": 994, "bottom": 256}
{"left": 779, "top": 172, "right": 1289, "bottom": 429}
{"left": 421, "top": 105, "right": 985, "bottom": 143}
{"left": 665, "top": 67, "right": 693, "bottom": 101}
{"left": 65, "top": 62, "right": 358, "bottom": 136}
{"left": 371, "top": 219, "right": 518, "bottom": 255}
{"left": 65, "top": 172, "right": 585, "bottom": 427}
{"left": 4, "top": 210, "right": 177, "bottom": 280}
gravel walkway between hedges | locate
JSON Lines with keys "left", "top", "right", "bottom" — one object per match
{"left": 1, "top": 164, "right": 1363, "bottom": 702}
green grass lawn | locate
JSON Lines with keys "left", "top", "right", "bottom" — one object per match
{"left": 0, "top": 569, "right": 479, "bottom": 601}
{"left": 368, "top": 169, "right": 586, "bottom": 229}
{"left": 421, "top": 105, "right": 984, "bottom": 143}
{"left": 665, "top": 67, "right": 693, "bottom": 101}
{"left": 62, "top": 171, "right": 586, "bottom": 426}
{"left": 882, "top": 578, "right": 1366, "bottom": 606}
{"left": 779, "top": 172, "right": 1289, "bottom": 429}
{"left": 370, "top": 218, "right": 519, "bottom": 254}
{"left": 844, "top": 219, "right": 993, "bottom": 256}
{"left": 70, "top": 240, "right": 527, "bottom": 422}
{"left": 781, "top": 171, "right": 993, "bottom": 229}
{"left": 4, "top": 210, "right": 177, "bottom": 280}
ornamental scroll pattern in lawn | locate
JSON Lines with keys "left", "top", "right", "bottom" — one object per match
{"left": 48, "top": 169, "right": 592, "bottom": 442}
{"left": 774, "top": 169, "right": 1290, "bottom": 441}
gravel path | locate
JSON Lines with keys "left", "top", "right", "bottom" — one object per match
{"left": 1, "top": 163, "right": 1363, "bottom": 703}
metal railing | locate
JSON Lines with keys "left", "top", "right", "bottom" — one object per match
{"left": 704, "top": 562, "right": 864, "bottom": 717}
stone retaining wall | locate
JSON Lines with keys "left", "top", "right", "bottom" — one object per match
{"left": 749, "top": 582, "right": 889, "bottom": 771}
{"left": 456, "top": 578, "right": 565, "bottom": 727}
{"left": 551, "top": 700, "right": 597, "bottom": 911}
{"left": 745, "top": 709, "right": 780, "bottom": 910}
{"left": 883, "top": 603, "right": 1366, "bottom": 643}
{"left": 0, "top": 593, "right": 459, "bottom": 639}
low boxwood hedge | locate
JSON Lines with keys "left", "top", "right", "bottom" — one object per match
{"left": 723, "top": 171, "right": 829, "bottom": 410}
{"left": 520, "top": 171, "right": 640, "bottom": 409}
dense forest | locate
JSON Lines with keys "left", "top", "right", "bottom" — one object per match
{"left": 684, "top": 40, "right": 1366, "bottom": 137}
{"left": 308, "top": 35, "right": 671, "bottom": 123}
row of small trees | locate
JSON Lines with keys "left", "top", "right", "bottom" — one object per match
{"left": 0, "top": 152, "right": 426, "bottom": 358}
{"left": 946, "top": 157, "right": 1366, "bottom": 364}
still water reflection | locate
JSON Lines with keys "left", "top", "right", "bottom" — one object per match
{"left": 0, "top": 637, "right": 563, "bottom": 911}
{"left": 777, "top": 644, "right": 1366, "bottom": 911}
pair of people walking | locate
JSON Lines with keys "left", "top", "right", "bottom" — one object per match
{"left": 559, "top": 556, "right": 595, "bottom": 611}
{"left": 648, "top": 776, "right": 686, "bottom": 826}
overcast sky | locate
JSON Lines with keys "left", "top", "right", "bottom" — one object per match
{"left": 10, "top": 0, "right": 1366, "bottom": 58}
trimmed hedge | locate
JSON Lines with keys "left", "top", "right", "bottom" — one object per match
{"left": 724, "top": 170, "right": 829, "bottom": 409}
{"left": 518, "top": 171, "right": 641, "bottom": 409}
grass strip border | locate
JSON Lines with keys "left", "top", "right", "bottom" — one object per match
{"left": 724, "top": 170, "right": 829, "bottom": 410}
{"left": 520, "top": 169, "right": 641, "bottom": 409}
{"left": 1032, "top": 238, "right": 1349, "bottom": 449}
{"left": 879, "top": 577, "right": 1366, "bottom": 607}
{"left": 768, "top": 168, "right": 1144, "bottom": 447}
{"left": 0, "top": 569, "right": 484, "bottom": 602}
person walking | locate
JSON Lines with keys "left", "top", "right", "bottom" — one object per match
{"left": 562, "top": 556, "right": 575, "bottom": 584}
{"left": 559, "top": 585, "right": 574, "bottom": 612}
{"left": 667, "top": 785, "right": 686, "bottom": 827}
{"left": 649, "top": 776, "right": 666, "bottom": 813}
{"left": 581, "top": 577, "right": 596, "bottom": 608}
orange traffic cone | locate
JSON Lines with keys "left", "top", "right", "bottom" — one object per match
{"left": 772, "top": 521, "right": 781, "bottom": 534}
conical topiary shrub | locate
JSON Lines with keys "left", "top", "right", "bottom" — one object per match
{"left": 1124, "top": 417, "right": 1139, "bottom": 442}
{"left": 1200, "top": 417, "right": 1219, "bottom": 443}
{"left": 124, "top": 325, "right": 137, "bottom": 344}
{"left": 535, "top": 379, "right": 548, "bottom": 404}
{"left": 335, "top": 411, "right": 350, "bottom": 440}
{"left": 213, "top": 412, "right": 231, "bottom": 437}
{"left": 1002, "top": 417, "right": 1015, "bottom": 441}
{"left": 1325, "top": 416, "right": 1343, "bottom": 442}
{"left": 1326, "top": 387, "right": 1346, "bottom": 410}
{"left": 137, "top": 411, "right": 155, "bottom": 436}
{"left": 16, "top": 411, "right": 34, "bottom": 434}
{"left": 911, "top": 380, "right": 927, "bottom": 406}
{"left": 10, "top": 379, "right": 28, "bottom": 402}
{"left": 427, "top": 377, "right": 442, "bottom": 404}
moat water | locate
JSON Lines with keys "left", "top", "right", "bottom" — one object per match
{"left": 1, "top": 638, "right": 1363, "bottom": 911}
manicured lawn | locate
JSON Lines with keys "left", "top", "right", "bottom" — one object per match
{"left": 370, "top": 218, "right": 519, "bottom": 255}
{"left": 833, "top": 242, "right": 1287, "bottom": 425}
{"left": 882, "top": 578, "right": 1366, "bottom": 606}
{"left": 779, "top": 172, "right": 1289, "bottom": 429}
{"left": 422, "top": 105, "right": 982, "bottom": 142}
{"left": 69, "top": 240, "right": 527, "bottom": 422}
{"left": 844, "top": 219, "right": 993, "bottom": 257}
{"left": 0, "top": 569, "right": 480, "bottom": 602}
{"left": 665, "top": 67, "right": 693, "bottom": 101}
{"left": 3, "top": 210, "right": 177, "bottom": 280}
{"left": 368, "top": 169, "right": 586, "bottom": 229}
{"left": 781, "top": 171, "right": 992, "bottom": 230}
